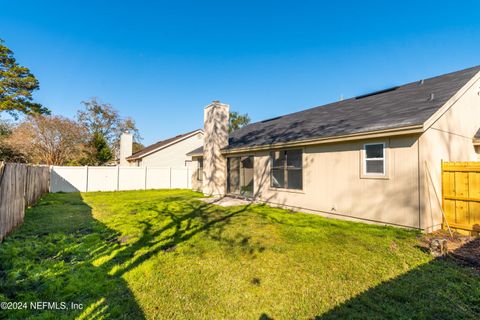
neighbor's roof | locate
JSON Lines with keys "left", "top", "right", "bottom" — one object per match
{"left": 127, "top": 129, "right": 203, "bottom": 161}
{"left": 186, "top": 145, "right": 204, "bottom": 157}
{"left": 226, "top": 66, "right": 480, "bottom": 151}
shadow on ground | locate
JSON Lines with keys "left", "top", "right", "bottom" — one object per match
{"left": 1, "top": 191, "right": 479, "bottom": 319}
{"left": 0, "top": 193, "right": 146, "bottom": 319}
{"left": 314, "top": 239, "right": 480, "bottom": 319}
{"left": 0, "top": 191, "right": 252, "bottom": 319}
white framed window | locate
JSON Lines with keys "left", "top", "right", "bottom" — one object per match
{"left": 363, "top": 143, "right": 385, "bottom": 175}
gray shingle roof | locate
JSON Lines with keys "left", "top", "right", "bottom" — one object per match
{"left": 226, "top": 66, "right": 480, "bottom": 150}
{"left": 186, "top": 145, "right": 204, "bottom": 156}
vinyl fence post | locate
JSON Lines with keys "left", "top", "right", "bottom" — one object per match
{"left": 144, "top": 167, "right": 147, "bottom": 190}
{"left": 49, "top": 165, "right": 53, "bottom": 193}
{"left": 117, "top": 165, "right": 120, "bottom": 191}
{"left": 85, "top": 166, "right": 89, "bottom": 192}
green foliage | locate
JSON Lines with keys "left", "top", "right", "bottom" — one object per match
{"left": 81, "top": 132, "right": 113, "bottom": 165}
{"left": 229, "top": 111, "right": 251, "bottom": 133}
{"left": 92, "top": 132, "right": 113, "bottom": 165}
{"left": 132, "top": 141, "right": 144, "bottom": 154}
{"left": 0, "top": 39, "right": 49, "bottom": 118}
{"left": 0, "top": 190, "right": 478, "bottom": 319}
{"left": 0, "top": 118, "right": 10, "bottom": 136}
{"left": 0, "top": 118, "right": 27, "bottom": 162}
{"left": 76, "top": 98, "right": 141, "bottom": 154}
{"left": 0, "top": 144, "right": 27, "bottom": 163}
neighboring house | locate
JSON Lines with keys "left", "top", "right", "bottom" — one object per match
{"left": 189, "top": 66, "right": 480, "bottom": 232}
{"left": 120, "top": 129, "right": 203, "bottom": 167}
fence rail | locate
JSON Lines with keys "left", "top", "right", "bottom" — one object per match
{"left": 50, "top": 166, "right": 193, "bottom": 193}
{"left": 0, "top": 162, "right": 50, "bottom": 241}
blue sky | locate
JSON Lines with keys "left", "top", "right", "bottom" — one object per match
{"left": 1, "top": 1, "right": 479, "bottom": 145}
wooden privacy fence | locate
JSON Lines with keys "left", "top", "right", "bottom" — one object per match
{"left": 442, "top": 161, "right": 480, "bottom": 235}
{"left": 0, "top": 162, "right": 50, "bottom": 241}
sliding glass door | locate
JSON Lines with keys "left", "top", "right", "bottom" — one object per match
{"left": 227, "top": 156, "right": 254, "bottom": 198}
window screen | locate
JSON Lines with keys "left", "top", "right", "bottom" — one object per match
{"left": 270, "top": 149, "right": 302, "bottom": 189}
{"left": 364, "top": 144, "right": 385, "bottom": 175}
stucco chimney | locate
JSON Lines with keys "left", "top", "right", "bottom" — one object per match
{"left": 119, "top": 131, "right": 133, "bottom": 166}
{"left": 203, "top": 101, "right": 229, "bottom": 196}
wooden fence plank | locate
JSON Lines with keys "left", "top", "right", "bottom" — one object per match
{"left": 0, "top": 163, "right": 50, "bottom": 242}
{"left": 442, "top": 162, "right": 480, "bottom": 235}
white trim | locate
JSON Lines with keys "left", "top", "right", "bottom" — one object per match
{"left": 423, "top": 70, "right": 480, "bottom": 130}
{"left": 363, "top": 142, "right": 386, "bottom": 176}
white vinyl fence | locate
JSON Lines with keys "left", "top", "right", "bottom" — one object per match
{"left": 50, "top": 166, "right": 193, "bottom": 193}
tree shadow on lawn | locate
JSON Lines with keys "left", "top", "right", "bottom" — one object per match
{"left": 94, "top": 193, "right": 256, "bottom": 278}
{"left": 314, "top": 240, "right": 480, "bottom": 320}
{"left": 0, "top": 192, "right": 145, "bottom": 319}
{"left": 0, "top": 191, "right": 253, "bottom": 319}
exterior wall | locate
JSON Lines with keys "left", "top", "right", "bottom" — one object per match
{"left": 419, "top": 78, "right": 480, "bottom": 232}
{"left": 130, "top": 132, "right": 203, "bottom": 168}
{"left": 191, "top": 156, "right": 203, "bottom": 192}
{"left": 248, "top": 135, "right": 422, "bottom": 228}
{"left": 475, "top": 145, "right": 480, "bottom": 160}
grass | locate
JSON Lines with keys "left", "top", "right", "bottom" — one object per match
{"left": 0, "top": 190, "right": 479, "bottom": 319}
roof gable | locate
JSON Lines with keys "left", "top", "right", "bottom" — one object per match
{"left": 127, "top": 129, "right": 203, "bottom": 160}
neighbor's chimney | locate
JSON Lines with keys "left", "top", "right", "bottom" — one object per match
{"left": 203, "top": 100, "right": 229, "bottom": 196}
{"left": 119, "top": 131, "right": 133, "bottom": 166}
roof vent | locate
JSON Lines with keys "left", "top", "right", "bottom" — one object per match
{"left": 429, "top": 93, "right": 435, "bottom": 101}
{"left": 420, "top": 79, "right": 425, "bottom": 85}
{"left": 355, "top": 86, "right": 399, "bottom": 100}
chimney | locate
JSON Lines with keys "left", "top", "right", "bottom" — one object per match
{"left": 203, "top": 100, "right": 229, "bottom": 196}
{"left": 119, "top": 131, "right": 133, "bottom": 166}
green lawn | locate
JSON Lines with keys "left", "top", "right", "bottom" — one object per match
{"left": 0, "top": 190, "right": 479, "bottom": 319}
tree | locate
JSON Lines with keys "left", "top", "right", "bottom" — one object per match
{"left": 80, "top": 132, "right": 113, "bottom": 165}
{"left": 132, "top": 142, "right": 144, "bottom": 153}
{"left": 76, "top": 98, "right": 140, "bottom": 159}
{"left": 0, "top": 118, "right": 27, "bottom": 162}
{"left": 229, "top": 111, "right": 251, "bottom": 133}
{"left": 5, "top": 115, "right": 87, "bottom": 165}
{"left": 0, "top": 39, "right": 49, "bottom": 118}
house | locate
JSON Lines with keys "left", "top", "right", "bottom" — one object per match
{"left": 119, "top": 129, "right": 203, "bottom": 167}
{"left": 189, "top": 66, "right": 480, "bottom": 232}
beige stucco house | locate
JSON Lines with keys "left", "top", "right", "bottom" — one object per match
{"left": 189, "top": 66, "right": 480, "bottom": 232}
{"left": 120, "top": 129, "right": 203, "bottom": 167}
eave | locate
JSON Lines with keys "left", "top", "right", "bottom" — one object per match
{"left": 220, "top": 124, "right": 424, "bottom": 155}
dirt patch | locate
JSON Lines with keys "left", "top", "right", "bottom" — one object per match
{"left": 420, "top": 231, "right": 480, "bottom": 270}
{"left": 450, "top": 238, "right": 480, "bottom": 268}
